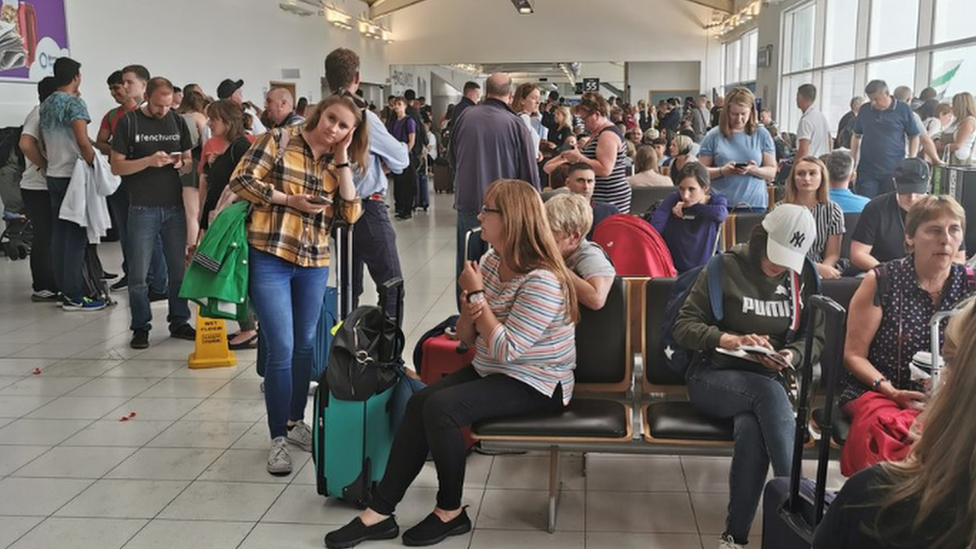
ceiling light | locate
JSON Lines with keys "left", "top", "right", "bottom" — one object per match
{"left": 510, "top": 0, "right": 533, "bottom": 15}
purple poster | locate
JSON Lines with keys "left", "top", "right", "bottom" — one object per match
{"left": 0, "top": 0, "right": 68, "bottom": 82}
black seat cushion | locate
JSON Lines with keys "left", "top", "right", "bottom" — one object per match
{"left": 647, "top": 401, "right": 733, "bottom": 442}
{"left": 472, "top": 399, "right": 629, "bottom": 440}
{"left": 811, "top": 406, "right": 849, "bottom": 445}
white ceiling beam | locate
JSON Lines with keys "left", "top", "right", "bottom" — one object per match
{"left": 683, "top": 0, "right": 733, "bottom": 14}
{"left": 368, "top": 0, "right": 429, "bottom": 19}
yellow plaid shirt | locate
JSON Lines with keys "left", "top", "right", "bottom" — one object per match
{"left": 230, "top": 127, "right": 362, "bottom": 268}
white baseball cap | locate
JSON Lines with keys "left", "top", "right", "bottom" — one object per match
{"left": 761, "top": 204, "right": 816, "bottom": 273}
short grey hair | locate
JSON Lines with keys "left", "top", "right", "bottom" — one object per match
{"left": 485, "top": 73, "right": 513, "bottom": 99}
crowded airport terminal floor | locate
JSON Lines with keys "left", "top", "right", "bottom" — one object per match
{"left": 1, "top": 0, "right": 976, "bottom": 548}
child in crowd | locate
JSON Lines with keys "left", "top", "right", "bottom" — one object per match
{"left": 649, "top": 162, "right": 728, "bottom": 273}
{"left": 545, "top": 193, "right": 616, "bottom": 310}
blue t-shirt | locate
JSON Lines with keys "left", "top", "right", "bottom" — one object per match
{"left": 699, "top": 126, "right": 774, "bottom": 209}
{"left": 38, "top": 91, "right": 91, "bottom": 178}
{"left": 829, "top": 188, "right": 869, "bottom": 214}
{"left": 851, "top": 100, "right": 919, "bottom": 178}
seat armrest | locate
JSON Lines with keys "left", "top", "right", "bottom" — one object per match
{"left": 630, "top": 351, "right": 643, "bottom": 440}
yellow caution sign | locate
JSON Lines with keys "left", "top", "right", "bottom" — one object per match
{"left": 188, "top": 313, "right": 237, "bottom": 369}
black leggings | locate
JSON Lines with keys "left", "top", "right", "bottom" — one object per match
{"left": 370, "top": 365, "right": 563, "bottom": 514}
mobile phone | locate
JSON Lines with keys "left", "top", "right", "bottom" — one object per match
{"left": 734, "top": 162, "right": 748, "bottom": 169}
{"left": 307, "top": 195, "right": 333, "bottom": 205}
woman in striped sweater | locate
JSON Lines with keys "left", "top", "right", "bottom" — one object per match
{"left": 326, "top": 179, "right": 579, "bottom": 549}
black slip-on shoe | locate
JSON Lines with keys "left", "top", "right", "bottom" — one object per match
{"left": 325, "top": 516, "right": 399, "bottom": 549}
{"left": 130, "top": 329, "right": 150, "bottom": 349}
{"left": 401, "top": 507, "right": 471, "bottom": 547}
{"left": 169, "top": 323, "right": 196, "bottom": 341}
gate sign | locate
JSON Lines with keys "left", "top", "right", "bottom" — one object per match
{"left": 582, "top": 78, "right": 600, "bottom": 93}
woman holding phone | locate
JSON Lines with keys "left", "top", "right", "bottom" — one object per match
{"left": 698, "top": 87, "right": 777, "bottom": 211}
{"left": 672, "top": 204, "right": 823, "bottom": 549}
{"left": 230, "top": 95, "right": 366, "bottom": 476}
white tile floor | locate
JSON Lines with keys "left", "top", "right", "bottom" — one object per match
{"left": 0, "top": 189, "right": 847, "bottom": 548}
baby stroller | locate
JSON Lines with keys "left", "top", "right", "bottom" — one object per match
{"left": 0, "top": 213, "right": 32, "bottom": 260}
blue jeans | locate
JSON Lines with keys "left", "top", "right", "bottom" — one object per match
{"left": 855, "top": 174, "right": 893, "bottom": 199}
{"left": 108, "top": 187, "right": 168, "bottom": 293}
{"left": 47, "top": 177, "right": 87, "bottom": 301}
{"left": 126, "top": 205, "right": 190, "bottom": 332}
{"left": 248, "top": 247, "right": 329, "bottom": 439}
{"left": 454, "top": 210, "right": 484, "bottom": 307}
{"left": 687, "top": 360, "right": 795, "bottom": 544}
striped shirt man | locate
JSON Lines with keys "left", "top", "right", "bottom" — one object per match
{"left": 473, "top": 251, "right": 576, "bottom": 404}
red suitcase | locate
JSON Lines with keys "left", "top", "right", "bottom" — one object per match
{"left": 419, "top": 334, "right": 477, "bottom": 450}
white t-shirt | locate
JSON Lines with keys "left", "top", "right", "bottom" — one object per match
{"left": 519, "top": 112, "right": 541, "bottom": 160}
{"left": 796, "top": 104, "right": 832, "bottom": 158}
{"left": 247, "top": 111, "right": 266, "bottom": 136}
{"left": 19, "top": 106, "right": 47, "bottom": 191}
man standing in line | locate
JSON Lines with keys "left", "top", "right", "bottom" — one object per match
{"left": 850, "top": 80, "right": 920, "bottom": 198}
{"left": 102, "top": 64, "right": 168, "bottom": 297}
{"left": 39, "top": 57, "right": 103, "bottom": 310}
{"left": 450, "top": 72, "right": 539, "bottom": 300}
{"left": 324, "top": 47, "right": 410, "bottom": 318}
{"left": 835, "top": 96, "right": 862, "bottom": 149}
{"left": 217, "top": 78, "right": 267, "bottom": 135}
{"left": 450, "top": 81, "right": 481, "bottom": 132}
{"left": 893, "top": 85, "right": 942, "bottom": 166}
{"left": 110, "top": 77, "right": 196, "bottom": 349}
{"left": 710, "top": 95, "right": 725, "bottom": 129}
{"left": 389, "top": 97, "right": 418, "bottom": 220}
{"left": 94, "top": 70, "right": 127, "bottom": 155}
{"left": 794, "top": 83, "right": 832, "bottom": 159}
{"left": 264, "top": 88, "right": 305, "bottom": 129}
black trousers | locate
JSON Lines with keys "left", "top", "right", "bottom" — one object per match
{"left": 370, "top": 365, "right": 563, "bottom": 514}
{"left": 351, "top": 199, "right": 403, "bottom": 318}
{"left": 21, "top": 189, "right": 57, "bottom": 293}
{"left": 392, "top": 161, "right": 417, "bottom": 218}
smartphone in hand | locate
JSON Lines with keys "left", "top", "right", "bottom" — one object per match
{"left": 307, "top": 195, "right": 333, "bottom": 205}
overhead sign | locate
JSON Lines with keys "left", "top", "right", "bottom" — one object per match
{"left": 582, "top": 78, "right": 600, "bottom": 93}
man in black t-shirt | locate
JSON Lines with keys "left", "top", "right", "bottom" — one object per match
{"left": 850, "top": 158, "right": 965, "bottom": 272}
{"left": 110, "top": 76, "right": 195, "bottom": 350}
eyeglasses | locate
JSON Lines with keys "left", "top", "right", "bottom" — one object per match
{"left": 480, "top": 205, "right": 502, "bottom": 215}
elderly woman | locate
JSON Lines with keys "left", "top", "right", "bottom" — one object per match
{"left": 673, "top": 204, "right": 823, "bottom": 549}
{"left": 231, "top": 95, "right": 366, "bottom": 476}
{"left": 545, "top": 193, "right": 615, "bottom": 310}
{"left": 699, "top": 87, "right": 777, "bottom": 211}
{"left": 544, "top": 92, "right": 632, "bottom": 213}
{"left": 839, "top": 194, "right": 974, "bottom": 476}
{"left": 667, "top": 134, "right": 699, "bottom": 186}
{"left": 326, "top": 179, "right": 578, "bottom": 548}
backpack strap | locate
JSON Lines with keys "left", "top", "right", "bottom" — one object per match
{"left": 704, "top": 254, "right": 725, "bottom": 322}
{"left": 873, "top": 261, "right": 892, "bottom": 307}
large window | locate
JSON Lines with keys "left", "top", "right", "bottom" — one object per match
{"left": 867, "top": 55, "right": 916, "bottom": 90}
{"left": 934, "top": 0, "right": 976, "bottom": 44}
{"left": 785, "top": 4, "right": 816, "bottom": 73}
{"left": 779, "top": 73, "right": 811, "bottom": 133}
{"left": 723, "top": 30, "right": 758, "bottom": 87}
{"left": 869, "top": 0, "right": 919, "bottom": 56}
{"left": 822, "top": 67, "right": 856, "bottom": 134}
{"left": 824, "top": 0, "right": 857, "bottom": 65}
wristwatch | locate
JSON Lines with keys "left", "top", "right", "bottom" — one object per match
{"left": 466, "top": 290, "right": 485, "bottom": 304}
{"left": 872, "top": 377, "right": 887, "bottom": 392}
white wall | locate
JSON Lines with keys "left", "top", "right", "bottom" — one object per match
{"left": 0, "top": 0, "right": 391, "bottom": 128}
{"left": 387, "top": 0, "right": 721, "bottom": 78}
{"left": 626, "top": 61, "right": 703, "bottom": 104}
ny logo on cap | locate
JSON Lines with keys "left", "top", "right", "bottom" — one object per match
{"left": 790, "top": 231, "right": 806, "bottom": 248}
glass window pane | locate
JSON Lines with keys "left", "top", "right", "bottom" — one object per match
{"left": 867, "top": 55, "right": 917, "bottom": 91}
{"left": 934, "top": 0, "right": 976, "bottom": 44}
{"left": 746, "top": 31, "right": 758, "bottom": 81}
{"left": 824, "top": 0, "right": 857, "bottom": 65}
{"left": 788, "top": 4, "right": 816, "bottom": 72}
{"left": 932, "top": 45, "right": 976, "bottom": 99}
{"left": 869, "top": 0, "right": 919, "bottom": 56}
{"left": 822, "top": 67, "right": 856, "bottom": 136}
{"left": 780, "top": 74, "right": 809, "bottom": 134}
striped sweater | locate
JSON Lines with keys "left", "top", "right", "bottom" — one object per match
{"left": 473, "top": 251, "right": 576, "bottom": 404}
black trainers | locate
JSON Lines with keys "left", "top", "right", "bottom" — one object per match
{"left": 149, "top": 290, "right": 168, "bottom": 302}
{"left": 325, "top": 516, "right": 399, "bottom": 549}
{"left": 110, "top": 277, "right": 128, "bottom": 292}
{"left": 169, "top": 323, "right": 196, "bottom": 341}
{"left": 130, "top": 329, "right": 150, "bottom": 349}
{"left": 402, "top": 507, "right": 471, "bottom": 547}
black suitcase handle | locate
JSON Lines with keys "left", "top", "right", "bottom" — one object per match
{"left": 786, "top": 294, "right": 847, "bottom": 525}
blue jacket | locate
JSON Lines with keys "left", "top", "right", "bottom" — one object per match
{"left": 650, "top": 191, "right": 729, "bottom": 273}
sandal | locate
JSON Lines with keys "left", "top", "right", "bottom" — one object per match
{"left": 229, "top": 333, "right": 259, "bottom": 350}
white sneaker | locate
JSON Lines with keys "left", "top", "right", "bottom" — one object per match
{"left": 286, "top": 420, "right": 313, "bottom": 452}
{"left": 267, "top": 436, "right": 293, "bottom": 476}
{"left": 718, "top": 534, "right": 745, "bottom": 549}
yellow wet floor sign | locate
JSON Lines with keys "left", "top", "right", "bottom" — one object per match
{"left": 188, "top": 313, "right": 237, "bottom": 369}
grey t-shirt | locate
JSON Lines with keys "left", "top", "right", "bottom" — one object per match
{"left": 566, "top": 240, "right": 615, "bottom": 280}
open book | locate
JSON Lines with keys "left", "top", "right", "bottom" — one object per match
{"left": 715, "top": 345, "right": 792, "bottom": 369}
